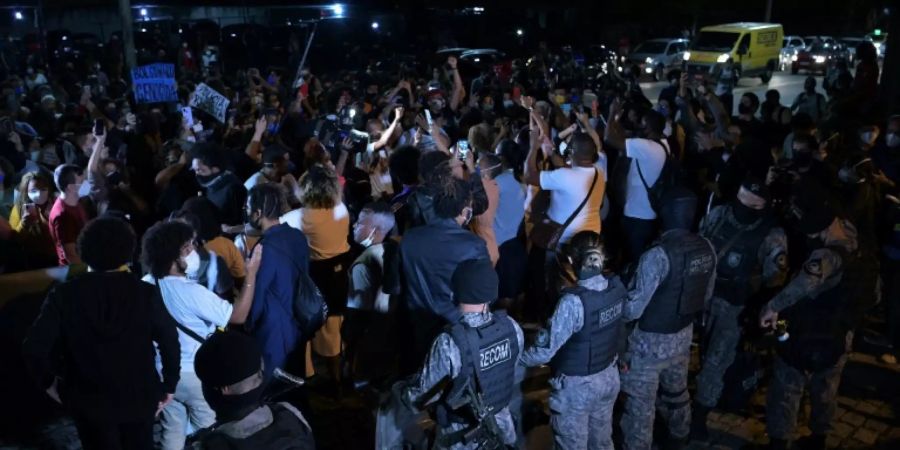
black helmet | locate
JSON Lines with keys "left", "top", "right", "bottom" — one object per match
{"left": 659, "top": 187, "right": 697, "bottom": 231}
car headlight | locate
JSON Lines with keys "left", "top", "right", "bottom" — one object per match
{"left": 682, "top": 51, "right": 691, "bottom": 61}
{"left": 791, "top": 54, "right": 798, "bottom": 62}
{"left": 716, "top": 53, "right": 730, "bottom": 63}
{"left": 645, "top": 57, "right": 654, "bottom": 64}
{"left": 814, "top": 55, "right": 826, "bottom": 63}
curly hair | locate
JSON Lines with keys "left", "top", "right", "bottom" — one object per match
{"left": 432, "top": 176, "right": 471, "bottom": 220}
{"left": 78, "top": 217, "right": 136, "bottom": 271}
{"left": 141, "top": 221, "right": 195, "bottom": 279}
{"left": 248, "top": 183, "right": 288, "bottom": 220}
{"left": 303, "top": 138, "right": 329, "bottom": 171}
{"left": 564, "top": 231, "right": 607, "bottom": 273}
{"left": 299, "top": 164, "right": 340, "bottom": 210}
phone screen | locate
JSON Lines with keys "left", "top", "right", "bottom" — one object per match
{"left": 424, "top": 109, "right": 433, "bottom": 128}
{"left": 93, "top": 119, "right": 105, "bottom": 136}
{"left": 181, "top": 107, "right": 194, "bottom": 127}
{"left": 457, "top": 139, "right": 469, "bottom": 159}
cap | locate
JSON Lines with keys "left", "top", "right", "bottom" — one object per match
{"left": 262, "top": 146, "right": 286, "bottom": 165}
{"left": 451, "top": 259, "right": 498, "bottom": 305}
{"left": 740, "top": 176, "right": 769, "bottom": 201}
{"left": 194, "top": 331, "right": 262, "bottom": 388}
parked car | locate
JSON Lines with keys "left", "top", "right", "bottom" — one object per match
{"left": 779, "top": 35, "right": 806, "bottom": 70}
{"left": 791, "top": 40, "right": 849, "bottom": 75}
{"left": 627, "top": 38, "right": 689, "bottom": 81}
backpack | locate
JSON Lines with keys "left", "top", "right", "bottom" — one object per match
{"left": 292, "top": 267, "right": 328, "bottom": 339}
{"left": 635, "top": 140, "right": 681, "bottom": 212}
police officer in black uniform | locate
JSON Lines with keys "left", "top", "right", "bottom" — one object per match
{"left": 191, "top": 331, "right": 315, "bottom": 450}
{"left": 396, "top": 258, "right": 525, "bottom": 449}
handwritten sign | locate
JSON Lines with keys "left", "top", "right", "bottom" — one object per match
{"left": 189, "top": 83, "right": 230, "bottom": 123}
{"left": 131, "top": 63, "right": 177, "bottom": 104}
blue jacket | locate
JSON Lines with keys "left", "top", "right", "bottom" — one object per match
{"left": 248, "top": 224, "right": 310, "bottom": 379}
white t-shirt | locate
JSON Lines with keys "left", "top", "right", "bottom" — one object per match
{"left": 625, "top": 138, "right": 669, "bottom": 220}
{"left": 143, "top": 275, "right": 232, "bottom": 373}
{"left": 539, "top": 165, "right": 605, "bottom": 245}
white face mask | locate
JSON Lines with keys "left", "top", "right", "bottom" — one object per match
{"left": 887, "top": 132, "right": 900, "bottom": 148}
{"left": 28, "top": 189, "right": 48, "bottom": 205}
{"left": 77, "top": 180, "right": 92, "bottom": 198}
{"left": 359, "top": 228, "right": 377, "bottom": 248}
{"left": 183, "top": 250, "right": 201, "bottom": 275}
{"left": 860, "top": 131, "right": 876, "bottom": 146}
{"left": 30, "top": 150, "right": 41, "bottom": 161}
{"left": 663, "top": 122, "right": 673, "bottom": 138}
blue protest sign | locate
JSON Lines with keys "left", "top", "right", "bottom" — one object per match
{"left": 132, "top": 63, "right": 177, "bottom": 104}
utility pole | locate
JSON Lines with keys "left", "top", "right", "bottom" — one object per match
{"left": 118, "top": 0, "right": 136, "bottom": 75}
{"left": 765, "top": 0, "right": 774, "bottom": 22}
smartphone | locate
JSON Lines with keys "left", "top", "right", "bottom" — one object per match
{"left": 24, "top": 203, "right": 36, "bottom": 214}
{"left": 457, "top": 139, "right": 470, "bottom": 160}
{"left": 424, "top": 109, "right": 433, "bottom": 130}
{"left": 181, "top": 106, "right": 194, "bottom": 128}
{"left": 93, "top": 118, "right": 105, "bottom": 136}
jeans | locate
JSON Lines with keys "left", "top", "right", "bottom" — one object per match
{"left": 159, "top": 371, "right": 216, "bottom": 450}
{"left": 621, "top": 216, "right": 657, "bottom": 265}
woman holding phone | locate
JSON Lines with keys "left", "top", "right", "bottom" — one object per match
{"left": 8, "top": 172, "right": 58, "bottom": 269}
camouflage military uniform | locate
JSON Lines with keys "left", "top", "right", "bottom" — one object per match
{"left": 764, "top": 219, "right": 857, "bottom": 442}
{"left": 398, "top": 311, "right": 525, "bottom": 450}
{"left": 521, "top": 275, "right": 622, "bottom": 450}
{"left": 620, "top": 242, "right": 716, "bottom": 450}
{"left": 695, "top": 205, "right": 789, "bottom": 409}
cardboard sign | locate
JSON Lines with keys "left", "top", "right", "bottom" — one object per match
{"left": 189, "top": 83, "right": 230, "bottom": 123}
{"left": 131, "top": 63, "right": 177, "bottom": 104}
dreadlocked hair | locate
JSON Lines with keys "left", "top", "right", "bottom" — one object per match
{"left": 432, "top": 175, "right": 472, "bottom": 220}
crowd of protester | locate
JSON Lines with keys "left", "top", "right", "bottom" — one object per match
{"left": 1, "top": 30, "right": 899, "bottom": 450}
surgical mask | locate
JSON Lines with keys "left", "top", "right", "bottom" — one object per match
{"left": 30, "top": 150, "right": 41, "bottom": 161}
{"left": 502, "top": 99, "right": 514, "bottom": 108}
{"left": 732, "top": 200, "right": 763, "bottom": 224}
{"left": 663, "top": 122, "right": 673, "bottom": 138}
{"left": 860, "top": 131, "right": 875, "bottom": 146}
{"left": 183, "top": 249, "right": 201, "bottom": 275}
{"left": 28, "top": 189, "right": 48, "bottom": 205}
{"left": 887, "top": 133, "right": 900, "bottom": 148}
{"left": 358, "top": 228, "right": 376, "bottom": 248}
{"left": 77, "top": 180, "right": 92, "bottom": 198}
{"left": 655, "top": 103, "right": 669, "bottom": 118}
{"left": 554, "top": 95, "right": 566, "bottom": 105}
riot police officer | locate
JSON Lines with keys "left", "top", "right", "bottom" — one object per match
{"left": 396, "top": 258, "right": 524, "bottom": 449}
{"left": 691, "top": 178, "right": 789, "bottom": 441}
{"left": 191, "top": 331, "right": 315, "bottom": 449}
{"left": 520, "top": 231, "right": 627, "bottom": 449}
{"left": 758, "top": 182, "right": 860, "bottom": 450}
{"left": 620, "top": 187, "right": 717, "bottom": 450}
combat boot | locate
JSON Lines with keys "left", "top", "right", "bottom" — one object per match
{"left": 689, "top": 403, "right": 711, "bottom": 442}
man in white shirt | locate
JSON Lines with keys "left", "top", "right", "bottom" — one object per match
{"left": 622, "top": 110, "right": 670, "bottom": 262}
{"left": 140, "top": 221, "right": 262, "bottom": 450}
{"left": 244, "top": 147, "right": 289, "bottom": 191}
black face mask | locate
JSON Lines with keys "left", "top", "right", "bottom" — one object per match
{"left": 202, "top": 383, "right": 265, "bottom": 423}
{"left": 106, "top": 171, "right": 123, "bottom": 187}
{"left": 196, "top": 173, "right": 217, "bottom": 185}
{"left": 732, "top": 200, "right": 764, "bottom": 224}
{"left": 793, "top": 151, "right": 813, "bottom": 167}
{"left": 738, "top": 103, "right": 753, "bottom": 115}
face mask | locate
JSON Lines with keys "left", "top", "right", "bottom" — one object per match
{"left": 462, "top": 207, "right": 473, "bottom": 226}
{"left": 183, "top": 249, "right": 201, "bottom": 275}
{"left": 482, "top": 103, "right": 494, "bottom": 112}
{"left": 196, "top": 173, "right": 217, "bottom": 185}
{"left": 267, "top": 122, "right": 279, "bottom": 135}
{"left": 655, "top": 104, "right": 669, "bottom": 118}
{"left": 663, "top": 122, "right": 673, "bottom": 138}
{"left": 107, "top": 171, "right": 123, "bottom": 187}
{"left": 738, "top": 103, "right": 752, "bottom": 115}
{"left": 202, "top": 381, "right": 264, "bottom": 423}
{"left": 358, "top": 228, "right": 376, "bottom": 248}
{"left": 885, "top": 132, "right": 900, "bottom": 148}
{"left": 30, "top": 150, "right": 41, "bottom": 161}
{"left": 554, "top": 95, "right": 566, "bottom": 105}
{"left": 860, "top": 131, "right": 875, "bottom": 146}
{"left": 502, "top": 99, "right": 514, "bottom": 108}
{"left": 28, "top": 189, "right": 48, "bottom": 205}
{"left": 77, "top": 180, "right": 92, "bottom": 198}
{"left": 732, "top": 200, "right": 763, "bottom": 224}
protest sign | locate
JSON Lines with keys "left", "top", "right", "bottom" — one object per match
{"left": 189, "top": 83, "right": 230, "bottom": 123}
{"left": 131, "top": 63, "right": 177, "bottom": 104}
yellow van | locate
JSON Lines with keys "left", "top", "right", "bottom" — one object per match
{"left": 684, "top": 23, "right": 784, "bottom": 83}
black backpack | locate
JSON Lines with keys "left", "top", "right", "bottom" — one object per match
{"left": 292, "top": 268, "right": 328, "bottom": 339}
{"left": 635, "top": 139, "right": 681, "bottom": 212}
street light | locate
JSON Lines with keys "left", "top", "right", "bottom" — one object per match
{"left": 371, "top": 21, "right": 379, "bottom": 30}
{"left": 140, "top": 8, "right": 147, "bottom": 17}
{"left": 516, "top": 29, "right": 524, "bottom": 37}
{"left": 14, "top": 11, "right": 24, "bottom": 21}
{"left": 331, "top": 4, "right": 344, "bottom": 18}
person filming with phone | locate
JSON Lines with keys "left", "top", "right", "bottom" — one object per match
{"left": 7, "top": 172, "right": 58, "bottom": 270}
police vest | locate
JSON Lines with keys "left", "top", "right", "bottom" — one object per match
{"left": 707, "top": 208, "right": 775, "bottom": 305}
{"left": 550, "top": 277, "right": 626, "bottom": 376}
{"left": 639, "top": 230, "right": 716, "bottom": 334}
{"left": 778, "top": 246, "right": 859, "bottom": 371}
{"left": 436, "top": 311, "right": 519, "bottom": 427}
{"left": 198, "top": 403, "right": 315, "bottom": 450}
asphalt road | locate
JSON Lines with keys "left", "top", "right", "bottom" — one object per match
{"left": 639, "top": 70, "right": 818, "bottom": 115}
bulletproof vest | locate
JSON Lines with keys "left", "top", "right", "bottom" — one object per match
{"left": 778, "top": 247, "right": 857, "bottom": 371}
{"left": 436, "top": 311, "right": 519, "bottom": 427}
{"left": 198, "top": 403, "right": 315, "bottom": 450}
{"left": 707, "top": 208, "right": 775, "bottom": 305}
{"left": 550, "top": 278, "right": 627, "bottom": 376}
{"left": 639, "top": 230, "right": 716, "bottom": 334}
